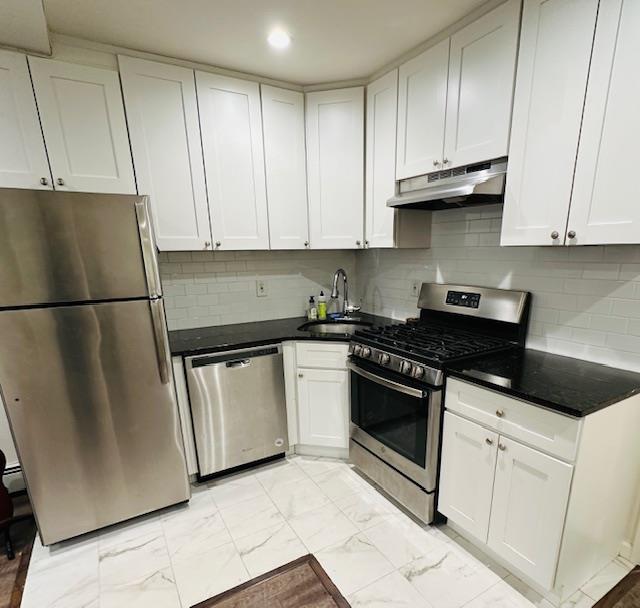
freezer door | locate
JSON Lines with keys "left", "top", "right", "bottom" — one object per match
{"left": 0, "top": 189, "right": 161, "bottom": 307}
{"left": 0, "top": 299, "right": 190, "bottom": 544}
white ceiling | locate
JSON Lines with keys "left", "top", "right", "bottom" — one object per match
{"left": 0, "top": 0, "right": 50, "bottom": 54}
{"left": 42, "top": 0, "right": 487, "bottom": 85}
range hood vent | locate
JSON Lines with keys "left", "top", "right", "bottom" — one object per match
{"left": 388, "top": 158, "right": 507, "bottom": 210}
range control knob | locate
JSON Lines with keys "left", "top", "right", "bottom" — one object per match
{"left": 379, "top": 353, "right": 391, "bottom": 365}
{"left": 413, "top": 366, "right": 425, "bottom": 379}
{"left": 400, "top": 360, "right": 413, "bottom": 375}
{"left": 352, "top": 345, "right": 362, "bottom": 356}
{"left": 361, "top": 347, "right": 372, "bottom": 359}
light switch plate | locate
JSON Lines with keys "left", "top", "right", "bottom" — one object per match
{"left": 256, "top": 280, "right": 268, "bottom": 297}
{"left": 410, "top": 281, "right": 421, "bottom": 297}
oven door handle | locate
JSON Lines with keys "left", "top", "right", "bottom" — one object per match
{"left": 347, "top": 361, "right": 424, "bottom": 398}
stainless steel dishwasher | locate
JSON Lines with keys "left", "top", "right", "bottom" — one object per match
{"left": 185, "top": 344, "right": 288, "bottom": 478}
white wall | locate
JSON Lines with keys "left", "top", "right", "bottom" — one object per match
{"left": 357, "top": 205, "right": 640, "bottom": 373}
{"left": 159, "top": 250, "right": 356, "bottom": 330}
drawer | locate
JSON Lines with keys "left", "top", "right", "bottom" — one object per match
{"left": 445, "top": 378, "right": 581, "bottom": 462}
{"left": 295, "top": 341, "right": 349, "bottom": 369}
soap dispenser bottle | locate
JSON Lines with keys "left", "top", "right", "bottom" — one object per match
{"left": 307, "top": 296, "right": 318, "bottom": 320}
{"left": 317, "top": 291, "right": 327, "bottom": 320}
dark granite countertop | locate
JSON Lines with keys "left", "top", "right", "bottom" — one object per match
{"left": 169, "top": 313, "right": 396, "bottom": 356}
{"left": 446, "top": 348, "right": 640, "bottom": 417}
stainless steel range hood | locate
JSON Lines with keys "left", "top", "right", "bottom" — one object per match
{"left": 388, "top": 158, "right": 507, "bottom": 210}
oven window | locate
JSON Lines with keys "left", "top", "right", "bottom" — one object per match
{"left": 350, "top": 368, "right": 427, "bottom": 468}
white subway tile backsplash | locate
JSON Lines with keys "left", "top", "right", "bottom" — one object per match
{"left": 159, "top": 250, "right": 356, "bottom": 331}
{"left": 357, "top": 205, "right": 640, "bottom": 372}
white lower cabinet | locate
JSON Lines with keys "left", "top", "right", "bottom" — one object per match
{"left": 488, "top": 436, "right": 573, "bottom": 590}
{"left": 438, "top": 412, "right": 498, "bottom": 543}
{"left": 296, "top": 367, "right": 349, "bottom": 449}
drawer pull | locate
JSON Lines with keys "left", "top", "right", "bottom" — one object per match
{"left": 496, "top": 409, "right": 504, "bottom": 417}
{"left": 485, "top": 438, "right": 493, "bottom": 446}
{"left": 498, "top": 443, "right": 506, "bottom": 451}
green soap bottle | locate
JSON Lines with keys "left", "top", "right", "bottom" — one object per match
{"left": 317, "top": 291, "right": 327, "bottom": 320}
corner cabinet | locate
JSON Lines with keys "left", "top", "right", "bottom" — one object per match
{"left": 196, "top": 72, "right": 270, "bottom": 250}
{"left": 118, "top": 56, "right": 212, "bottom": 251}
{"left": 28, "top": 57, "right": 136, "bottom": 194}
{"left": 439, "top": 378, "right": 640, "bottom": 603}
{"left": 502, "top": 0, "right": 640, "bottom": 246}
{"left": 261, "top": 85, "right": 310, "bottom": 250}
{"left": 305, "top": 87, "right": 364, "bottom": 249}
{"left": 0, "top": 49, "right": 52, "bottom": 190}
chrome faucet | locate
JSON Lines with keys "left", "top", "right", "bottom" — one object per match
{"left": 330, "top": 268, "right": 361, "bottom": 317}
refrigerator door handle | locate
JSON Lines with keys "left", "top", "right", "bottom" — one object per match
{"left": 150, "top": 299, "right": 171, "bottom": 384}
{"left": 135, "top": 198, "right": 162, "bottom": 298}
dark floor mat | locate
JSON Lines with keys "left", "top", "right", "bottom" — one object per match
{"left": 192, "top": 554, "right": 350, "bottom": 608}
{"left": 594, "top": 566, "right": 640, "bottom": 608}
{"left": 0, "top": 518, "right": 36, "bottom": 608}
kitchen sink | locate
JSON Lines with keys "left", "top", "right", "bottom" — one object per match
{"left": 297, "top": 318, "right": 372, "bottom": 336}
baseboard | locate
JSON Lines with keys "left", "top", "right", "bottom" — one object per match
{"left": 293, "top": 444, "right": 349, "bottom": 460}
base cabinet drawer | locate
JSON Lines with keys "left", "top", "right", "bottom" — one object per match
{"left": 488, "top": 436, "right": 573, "bottom": 589}
{"left": 445, "top": 378, "right": 581, "bottom": 461}
{"left": 296, "top": 367, "right": 349, "bottom": 449}
{"left": 295, "top": 341, "right": 349, "bottom": 369}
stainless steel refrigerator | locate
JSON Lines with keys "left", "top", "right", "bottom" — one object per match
{"left": 0, "top": 188, "right": 190, "bottom": 545}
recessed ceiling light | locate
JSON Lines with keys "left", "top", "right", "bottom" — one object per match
{"left": 268, "top": 29, "right": 291, "bottom": 50}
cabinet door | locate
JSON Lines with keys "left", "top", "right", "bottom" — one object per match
{"left": 444, "top": 0, "right": 520, "bottom": 169}
{"left": 501, "top": 0, "right": 599, "bottom": 246}
{"left": 261, "top": 85, "right": 309, "bottom": 250}
{"left": 0, "top": 50, "right": 52, "bottom": 190}
{"left": 306, "top": 87, "right": 364, "bottom": 249}
{"left": 396, "top": 39, "right": 449, "bottom": 179}
{"left": 196, "top": 72, "right": 269, "bottom": 250}
{"left": 118, "top": 56, "right": 211, "bottom": 251}
{"left": 488, "top": 436, "right": 573, "bottom": 590}
{"left": 28, "top": 57, "right": 136, "bottom": 194}
{"left": 297, "top": 368, "right": 349, "bottom": 448}
{"left": 365, "top": 70, "right": 398, "bottom": 248}
{"left": 568, "top": 0, "right": 640, "bottom": 245}
{"left": 438, "top": 412, "right": 498, "bottom": 543}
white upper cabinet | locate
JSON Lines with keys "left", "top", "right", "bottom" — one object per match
{"left": 306, "top": 87, "right": 364, "bottom": 249}
{"left": 501, "top": 0, "right": 599, "bottom": 246}
{"left": 444, "top": 0, "right": 520, "bottom": 169}
{"left": 0, "top": 50, "right": 52, "bottom": 190}
{"left": 118, "top": 56, "right": 211, "bottom": 251}
{"left": 568, "top": 0, "right": 640, "bottom": 245}
{"left": 260, "top": 85, "right": 309, "bottom": 250}
{"left": 28, "top": 57, "right": 136, "bottom": 194}
{"left": 365, "top": 70, "right": 398, "bottom": 248}
{"left": 196, "top": 72, "right": 270, "bottom": 250}
{"left": 396, "top": 39, "right": 449, "bottom": 179}
{"left": 488, "top": 436, "right": 573, "bottom": 589}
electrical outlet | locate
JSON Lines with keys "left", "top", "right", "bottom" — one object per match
{"left": 410, "top": 281, "right": 421, "bottom": 297}
{"left": 256, "top": 280, "right": 268, "bottom": 297}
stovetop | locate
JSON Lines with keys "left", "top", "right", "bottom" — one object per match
{"left": 354, "top": 322, "right": 513, "bottom": 364}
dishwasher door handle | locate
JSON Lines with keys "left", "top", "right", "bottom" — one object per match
{"left": 226, "top": 359, "right": 251, "bottom": 369}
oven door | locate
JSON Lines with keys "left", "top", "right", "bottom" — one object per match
{"left": 348, "top": 359, "right": 441, "bottom": 492}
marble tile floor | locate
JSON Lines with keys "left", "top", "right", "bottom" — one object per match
{"left": 21, "top": 455, "right": 634, "bottom": 608}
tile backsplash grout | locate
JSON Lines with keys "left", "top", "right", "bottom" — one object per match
{"left": 160, "top": 205, "right": 640, "bottom": 372}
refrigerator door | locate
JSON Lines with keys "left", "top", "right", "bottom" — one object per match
{"left": 0, "top": 189, "right": 161, "bottom": 308}
{"left": 0, "top": 299, "right": 190, "bottom": 545}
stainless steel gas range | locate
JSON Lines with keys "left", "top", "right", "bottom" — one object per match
{"left": 348, "top": 283, "right": 531, "bottom": 523}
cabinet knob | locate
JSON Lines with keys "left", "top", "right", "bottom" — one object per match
{"left": 567, "top": 230, "right": 576, "bottom": 239}
{"left": 356, "top": 240, "right": 361, "bottom": 247}
{"left": 56, "top": 178, "right": 65, "bottom": 186}
{"left": 496, "top": 409, "right": 504, "bottom": 418}
{"left": 364, "top": 240, "right": 370, "bottom": 247}
{"left": 498, "top": 443, "right": 506, "bottom": 451}
{"left": 215, "top": 241, "right": 221, "bottom": 248}
{"left": 433, "top": 160, "right": 441, "bottom": 167}
{"left": 485, "top": 438, "right": 493, "bottom": 446}
{"left": 204, "top": 241, "right": 211, "bottom": 249}
{"left": 443, "top": 158, "right": 449, "bottom": 165}
{"left": 550, "top": 231, "right": 559, "bottom": 240}
{"left": 39, "top": 177, "right": 49, "bottom": 186}
{"left": 298, "top": 373, "right": 304, "bottom": 378}
{"left": 304, "top": 241, "right": 309, "bottom": 247}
